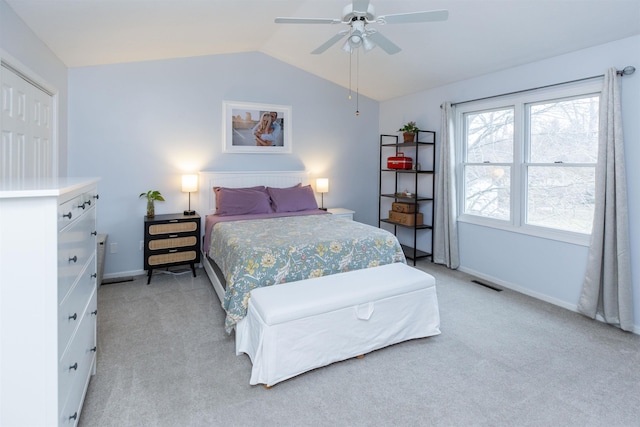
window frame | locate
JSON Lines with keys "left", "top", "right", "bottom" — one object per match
{"left": 455, "top": 80, "right": 602, "bottom": 246}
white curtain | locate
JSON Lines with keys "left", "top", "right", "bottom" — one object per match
{"left": 433, "top": 102, "right": 460, "bottom": 269}
{"left": 578, "top": 68, "right": 634, "bottom": 331}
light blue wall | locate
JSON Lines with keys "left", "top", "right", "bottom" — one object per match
{"left": 67, "top": 52, "right": 380, "bottom": 276}
{"left": 0, "top": 0, "right": 69, "bottom": 175}
{"left": 4, "top": 0, "right": 638, "bottom": 330}
{"left": 380, "top": 35, "right": 640, "bottom": 331}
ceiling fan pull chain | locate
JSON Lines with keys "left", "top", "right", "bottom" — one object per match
{"left": 355, "top": 48, "right": 360, "bottom": 116}
{"left": 348, "top": 50, "right": 353, "bottom": 100}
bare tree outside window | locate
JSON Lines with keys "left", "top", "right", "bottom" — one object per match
{"left": 527, "top": 96, "right": 598, "bottom": 233}
{"left": 460, "top": 93, "right": 599, "bottom": 235}
{"left": 463, "top": 108, "right": 513, "bottom": 221}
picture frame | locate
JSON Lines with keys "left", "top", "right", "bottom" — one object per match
{"left": 222, "top": 101, "right": 292, "bottom": 153}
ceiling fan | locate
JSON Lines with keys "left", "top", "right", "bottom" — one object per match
{"left": 274, "top": 0, "right": 448, "bottom": 55}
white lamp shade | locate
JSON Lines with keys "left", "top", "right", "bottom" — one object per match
{"left": 316, "top": 178, "right": 329, "bottom": 193}
{"left": 181, "top": 174, "right": 198, "bottom": 193}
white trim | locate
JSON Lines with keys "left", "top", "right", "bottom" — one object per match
{"left": 0, "top": 49, "right": 57, "bottom": 95}
{"left": 458, "top": 265, "right": 640, "bottom": 335}
{"left": 0, "top": 48, "right": 59, "bottom": 178}
{"left": 455, "top": 78, "right": 601, "bottom": 246}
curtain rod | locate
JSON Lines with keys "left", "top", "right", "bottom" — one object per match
{"left": 449, "top": 65, "right": 636, "bottom": 107}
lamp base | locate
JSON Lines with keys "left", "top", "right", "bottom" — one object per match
{"left": 183, "top": 209, "right": 196, "bottom": 216}
{"left": 319, "top": 207, "right": 327, "bottom": 211}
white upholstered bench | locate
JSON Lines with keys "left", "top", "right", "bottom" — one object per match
{"left": 235, "top": 262, "right": 441, "bottom": 387}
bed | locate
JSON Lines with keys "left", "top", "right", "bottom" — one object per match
{"left": 198, "top": 171, "right": 440, "bottom": 386}
{"left": 198, "top": 171, "right": 406, "bottom": 332}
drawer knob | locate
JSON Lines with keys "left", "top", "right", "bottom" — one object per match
{"left": 69, "top": 412, "right": 78, "bottom": 421}
{"left": 86, "top": 199, "right": 92, "bottom": 206}
{"left": 69, "top": 362, "right": 78, "bottom": 371}
{"left": 91, "top": 346, "right": 97, "bottom": 352}
{"left": 93, "top": 194, "right": 100, "bottom": 200}
{"left": 91, "top": 309, "right": 98, "bottom": 316}
{"left": 78, "top": 202, "right": 86, "bottom": 209}
{"left": 69, "top": 255, "right": 78, "bottom": 263}
{"left": 63, "top": 212, "right": 72, "bottom": 219}
{"left": 69, "top": 313, "right": 77, "bottom": 321}
{"left": 91, "top": 273, "right": 97, "bottom": 279}
{"left": 91, "top": 230, "right": 97, "bottom": 236}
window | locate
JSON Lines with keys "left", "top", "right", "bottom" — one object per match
{"left": 457, "top": 82, "right": 600, "bottom": 242}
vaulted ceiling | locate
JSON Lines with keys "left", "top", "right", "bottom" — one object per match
{"left": 6, "top": 0, "right": 640, "bottom": 101}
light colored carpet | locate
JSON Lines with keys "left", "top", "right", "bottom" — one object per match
{"left": 79, "top": 262, "right": 640, "bottom": 427}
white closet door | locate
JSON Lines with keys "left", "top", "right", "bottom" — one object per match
{"left": 1, "top": 65, "right": 54, "bottom": 182}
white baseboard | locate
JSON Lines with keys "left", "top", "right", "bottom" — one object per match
{"left": 458, "top": 266, "right": 640, "bottom": 335}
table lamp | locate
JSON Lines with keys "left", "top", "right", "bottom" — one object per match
{"left": 181, "top": 174, "right": 198, "bottom": 215}
{"left": 316, "top": 178, "right": 329, "bottom": 211}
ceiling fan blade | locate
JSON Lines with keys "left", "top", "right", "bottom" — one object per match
{"left": 366, "top": 31, "right": 401, "bottom": 55}
{"left": 275, "top": 17, "right": 341, "bottom": 24}
{"left": 311, "top": 31, "right": 348, "bottom": 54}
{"left": 377, "top": 9, "right": 449, "bottom": 25}
{"left": 352, "top": 0, "right": 370, "bottom": 13}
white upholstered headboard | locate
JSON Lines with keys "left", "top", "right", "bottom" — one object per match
{"left": 198, "top": 170, "right": 310, "bottom": 216}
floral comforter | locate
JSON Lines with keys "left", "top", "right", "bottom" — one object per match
{"left": 209, "top": 214, "right": 406, "bottom": 332}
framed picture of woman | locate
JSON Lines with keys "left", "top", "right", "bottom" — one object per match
{"left": 222, "top": 101, "right": 292, "bottom": 153}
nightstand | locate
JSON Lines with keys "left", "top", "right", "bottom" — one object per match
{"left": 327, "top": 208, "right": 355, "bottom": 221}
{"left": 144, "top": 212, "right": 201, "bottom": 284}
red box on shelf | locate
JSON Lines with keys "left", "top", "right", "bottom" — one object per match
{"left": 387, "top": 153, "right": 413, "bottom": 170}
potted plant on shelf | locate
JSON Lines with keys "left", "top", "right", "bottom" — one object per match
{"left": 398, "top": 121, "right": 419, "bottom": 142}
{"left": 139, "top": 190, "right": 165, "bottom": 218}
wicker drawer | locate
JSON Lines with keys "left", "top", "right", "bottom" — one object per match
{"left": 148, "top": 236, "right": 197, "bottom": 250}
{"left": 148, "top": 250, "right": 198, "bottom": 266}
{"left": 148, "top": 221, "right": 197, "bottom": 235}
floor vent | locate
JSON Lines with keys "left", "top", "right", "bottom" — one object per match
{"left": 101, "top": 277, "right": 134, "bottom": 285}
{"left": 471, "top": 279, "right": 502, "bottom": 292}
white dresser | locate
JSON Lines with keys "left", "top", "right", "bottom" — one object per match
{"left": 0, "top": 178, "right": 99, "bottom": 426}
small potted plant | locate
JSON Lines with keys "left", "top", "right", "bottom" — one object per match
{"left": 398, "top": 121, "right": 419, "bottom": 142}
{"left": 139, "top": 190, "right": 165, "bottom": 218}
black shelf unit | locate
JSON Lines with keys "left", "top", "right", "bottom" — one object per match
{"left": 378, "top": 130, "right": 435, "bottom": 265}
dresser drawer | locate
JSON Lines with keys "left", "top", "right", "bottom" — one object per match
{"left": 58, "top": 294, "right": 97, "bottom": 424}
{"left": 148, "top": 235, "right": 198, "bottom": 251}
{"left": 58, "top": 187, "right": 98, "bottom": 232}
{"left": 148, "top": 250, "right": 198, "bottom": 266}
{"left": 58, "top": 209, "right": 96, "bottom": 303}
{"left": 59, "top": 257, "right": 96, "bottom": 357}
{"left": 148, "top": 220, "right": 197, "bottom": 235}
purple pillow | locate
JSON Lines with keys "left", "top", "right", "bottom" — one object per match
{"left": 214, "top": 185, "right": 265, "bottom": 213}
{"left": 267, "top": 184, "right": 318, "bottom": 213}
{"left": 214, "top": 186, "right": 272, "bottom": 216}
